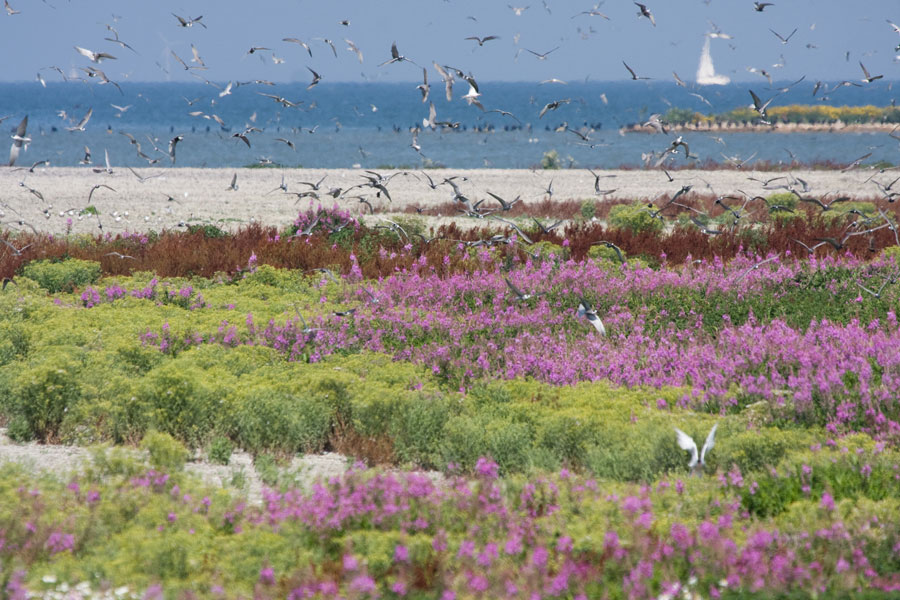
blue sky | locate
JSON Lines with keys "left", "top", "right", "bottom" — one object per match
{"left": 3, "top": 0, "right": 898, "bottom": 84}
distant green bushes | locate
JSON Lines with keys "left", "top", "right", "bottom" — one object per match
{"left": 22, "top": 258, "right": 101, "bottom": 293}
{"left": 663, "top": 104, "right": 900, "bottom": 125}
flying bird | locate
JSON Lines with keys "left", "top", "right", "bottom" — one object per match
{"left": 592, "top": 241, "right": 626, "bottom": 264}
{"left": 859, "top": 62, "right": 883, "bottom": 83}
{"left": 416, "top": 68, "right": 430, "bottom": 103}
{"left": 275, "top": 137, "right": 296, "bottom": 150}
{"left": 674, "top": 423, "right": 719, "bottom": 475}
{"left": 486, "top": 191, "right": 520, "bottom": 211}
{"left": 749, "top": 89, "right": 779, "bottom": 122}
{"left": 74, "top": 46, "right": 116, "bottom": 63}
{"left": 306, "top": 67, "right": 322, "bottom": 90}
{"left": 168, "top": 135, "right": 183, "bottom": 164}
{"left": 172, "top": 13, "right": 206, "bottom": 28}
{"left": 769, "top": 27, "right": 797, "bottom": 44}
{"left": 465, "top": 35, "right": 500, "bottom": 46}
{"left": 524, "top": 47, "right": 559, "bottom": 60}
{"left": 283, "top": 38, "right": 313, "bottom": 57}
{"left": 65, "top": 107, "right": 93, "bottom": 132}
{"left": 504, "top": 277, "right": 541, "bottom": 301}
{"left": 753, "top": 2, "right": 773, "bottom": 11}
{"left": 539, "top": 98, "right": 571, "bottom": 118}
{"left": 634, "top": 2, "right": 656, "bottom": 26}
{"left": 577, "top": 298, "right": 607, "bottom": 336}
{"left": 8, "top": 115, "right": 29, "bottom": 166}
{"left": 379, "top": 42, "right": 420, "bottom": 67}
{"left": 623, "top": 61, "right": 651, "bottom": 80}
{"left": 345, "top": 39, "right": 363, "bottom": 63}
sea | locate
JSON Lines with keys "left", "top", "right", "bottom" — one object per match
{"left": 1, "top": 80, "right": 898, "bottom": 169}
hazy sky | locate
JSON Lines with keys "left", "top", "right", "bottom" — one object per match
{"left": 2, "top": 0, "right": 898, "bottom": 84}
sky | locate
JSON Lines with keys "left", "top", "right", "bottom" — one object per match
{"left": 1, "top": 0, "right": 898, "bottom": 85}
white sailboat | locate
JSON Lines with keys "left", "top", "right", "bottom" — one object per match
{"left": 696, "top": 36, "right": 730, "bottom": 86}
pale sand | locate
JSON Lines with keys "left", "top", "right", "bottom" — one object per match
{"left": 0, "top": 428, "right": 441, "bottom": 503}
{"left": 0, "top": 166, "right": 883, "bottom": 236}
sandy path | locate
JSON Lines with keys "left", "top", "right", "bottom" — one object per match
{"left": 0, "top": 428, "right": 355, "bottom": 503}
{"left": 0, "top": 166, "right": 884, "bottom": 236}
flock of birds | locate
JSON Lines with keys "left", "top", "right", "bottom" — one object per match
{"left": 2, "top": 2, "right": 899, "bottom": 262}
{"left": 4, "top": 2, "right": 900, "bottom": 473}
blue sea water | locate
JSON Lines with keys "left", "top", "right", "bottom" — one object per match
{"left": 1, "top": 80, "right": 898, "bottom": 169}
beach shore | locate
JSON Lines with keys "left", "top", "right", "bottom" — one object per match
{"left": 0, "top": 166, "right": 884, "bottom": 235}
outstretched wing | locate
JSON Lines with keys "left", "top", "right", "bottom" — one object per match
{"left": 674, "top": 428, "right": 699, "bottom": 468}
{"left": 700, "top": 422, "right": 718, "bottom": 464}
{"left": 504, "top": 277, "right": 524, "bottom": 298}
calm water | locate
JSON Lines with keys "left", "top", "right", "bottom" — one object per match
{"left": 2, "top": 80, "right": 898, "bottom": 168}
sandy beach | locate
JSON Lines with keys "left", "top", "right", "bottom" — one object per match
{"left": 0, "top": 166, "right": 885, "bottom": 235}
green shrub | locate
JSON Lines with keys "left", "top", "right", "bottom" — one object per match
{"left": 823, "top": 201, "right": 877, "bottom": 223}
{"left": 186, "top": 224, "right": 227, "bottom": 238}
{"left": 882, "top": 245, "right": 900, "bottom": 262}
{"left": 607, "top": 202, "right": 664, "bottom": 234}
{"left": 580, "top": 200, "right": 597, "bottom": 220}
{"left": 663, "top": 107, "right": 701, "bottom": 125}
{"left": 22, "top": 258, "right": 101, "bottom": 293}
{"left": 386, "top": 215, "right": 427, "bottom": 240}
{"left": 12, "top": 355, "right": 83, "bottom": 442}
{"left": 764, "top": 192, "right": 797, "bottom": 210}
{"left": 0, "top": 322, "right": 30, "bottom": 367}
{"left": 254, "top": 453, "right": 280, "bottom": 486}
{"left": 5, "top": 414, "right": 32, "bottom": 442}
{"left": 526, "top": 240, "right": 566, "bottom": 260}
{"left": 227, "top": 386, "right": 331, "bottom": 456}
{"left": 136, "top": 362, "right": 217, "bottom": 447}
{"left": 540, "top": 149, "right": 561, "bottom": 170}
{"left": 208, "top": 436, "right": 233, "bottom": 465}
{"left": 717, "top": 427, "right": 815, "bottom": 474}
{"left": 587, "top": 244, "right": 626, "bottom": 264}
{"left": 140, "top": 430, "right": 190, "bottom": 471}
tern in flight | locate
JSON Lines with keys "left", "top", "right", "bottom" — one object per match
{"left": 8, "top": 115, "right": 29, "bottom": 166}
{"left": 577, "top": 298, "right": 607, "bottom": 336}
{"left": 635, "top": 2, "right": 656, "bottom": 26}
{"left": 675, "top": 423, "right": 719, "bottom": 476}
{"left": 74, "top": 46, "right": 116, "bottom": 63}
{"left": 623, "top": 61, "right": 651, "bottom": 80}
{"left": 172, "top": 13, "right": 206, "bottom": 28}
{"left": 65, "top": 107, "right": 93, "bottom": 132}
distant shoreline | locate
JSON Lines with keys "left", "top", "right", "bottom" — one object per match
{"left": 621, "top": 121, "right": 899, "bottom": 134}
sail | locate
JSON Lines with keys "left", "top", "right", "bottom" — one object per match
{"left": 696, "top": 36, "right": 730, "bottom": 86}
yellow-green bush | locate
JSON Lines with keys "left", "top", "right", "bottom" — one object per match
{"left": 22, "top": 258, "right": 101, "bottom": 293}
{"left": 225, "top": 383, "right": 332, "bottom": 456}
{"left": 11, "top": 352, "right": 84, "bottom": 442}
{"left": 140, "top": 430, "right": 190, "bottom": 471}
{"left": 608, "top": 202, "right": 665, "bottom": 234}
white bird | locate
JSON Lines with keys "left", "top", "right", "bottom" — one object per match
{"left": 65, "top": 107, "right": 93, "bottom": 132}
{"left": 345, "top": 39, "right": 363, "bottom": 63}
{"left": 462, "top": 81, "right": 482, "bottom": 108}
{"left": 74, "top": 46, "right": 117, "bottom": 63}
{"left": 577, "top": 298, "right": 606, "bottom": 336}
{"left": 8, "top": 115, "right": 29, "bottom": 166}
{"left": 674, "top": 423, "right": 718, "bottom": 475}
